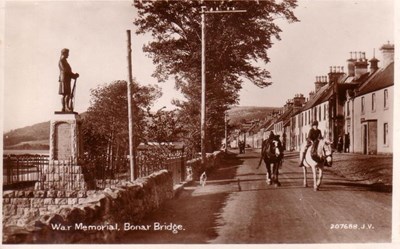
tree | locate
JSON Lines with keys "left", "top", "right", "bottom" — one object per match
{"left": 145, "top": 108, "right": 184, "bottom": 143}
{"left": 82, "top": 80, "right": 161, "bottom": 173}
{"left": 133, "top": 0, "right": 299, "bottom": 152}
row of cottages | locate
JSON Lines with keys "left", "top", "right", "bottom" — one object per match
{"left": 238, "top": 110, "right": 280, "bottom": 149}
{"left": 273, "top": 42, "right": 394, "bottom": 154}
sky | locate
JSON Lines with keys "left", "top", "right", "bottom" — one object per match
{"left": 1, "top": 0, "right": 395, "bottom": 132}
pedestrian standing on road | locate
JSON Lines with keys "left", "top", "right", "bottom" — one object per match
{"left": 344, "top": 133, "right": 350, "bottom": 153}
{"left": 337, "top": 135, "right": 343, "bottom": 153}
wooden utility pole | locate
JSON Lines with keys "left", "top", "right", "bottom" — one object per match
{"left": 201, "top": 6, "right": 207, "bottom": 165}
{"left": 200, "top": 6, "right": 246, "bottom": 164}
{"left": 126, "top": 30, "right": 136, "bottom": 181}
{"left": 225, "top": 112, "right": 228, "bottom": 153}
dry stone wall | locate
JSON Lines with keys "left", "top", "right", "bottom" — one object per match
{"left": 3, "top": 151, "right": 224, "bottom": 244}
{"left": 186, "top": 151, "right": 223, "bottom": 180}
{"left": 3, "top": 170, "right": 173, "bottom": 243}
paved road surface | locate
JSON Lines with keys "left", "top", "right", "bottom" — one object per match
{"left": 118, "top": 150, "right": 392, "bottom": 243}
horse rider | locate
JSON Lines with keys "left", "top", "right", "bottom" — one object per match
{"left": 299, "top": 120, "right": 323, "bottom": 167}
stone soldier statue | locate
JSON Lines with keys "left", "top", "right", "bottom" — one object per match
{"left": 59, "top": 48, "right": 79, "bottom": 112}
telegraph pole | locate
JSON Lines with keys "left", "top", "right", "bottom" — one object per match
{"left": 200, "top": 5, "right": 246, "bottom": 165}
{"left": 225, "top": 112, "right": 228, "bottom": 153}
{"left": 201, "top": 6, "right": 206, "bottom": 164}
{"left": 126, "top": 30, "right": 136, "bottom": 181}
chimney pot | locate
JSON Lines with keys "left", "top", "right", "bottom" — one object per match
{"left": 380, "top": 42, "right": 394, "bottom": 67}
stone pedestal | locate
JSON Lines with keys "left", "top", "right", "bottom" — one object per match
{"left": 35, "top": 112, "right": 86, "bottom": 190}
{"left": 49, "top": 112, "right": 82, "bottom": 161}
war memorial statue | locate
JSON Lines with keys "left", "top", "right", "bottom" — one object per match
{"left": 59, "top": 48, "right": 79, "bottom": 112}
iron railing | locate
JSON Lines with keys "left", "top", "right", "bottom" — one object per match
{"left": 3, "top": 145, "right": 187, "bottom": 190}
{"left": 2, "top": 154, "right": 49, "bottom": 190}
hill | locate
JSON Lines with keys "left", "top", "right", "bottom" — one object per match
{"left": 227, "top": 106, "right": 280, "bottom": 126}
{"left": 2, "top": 108, "right": 278, "bottom": 150}
{"left": 3, "top": 121, "right": 50, "bottom": 149}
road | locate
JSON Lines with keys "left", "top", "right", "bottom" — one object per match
{"left": 117, "top": 150, "right": 392, "bottom": 243}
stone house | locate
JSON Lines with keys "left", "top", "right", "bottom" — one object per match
{"left": 344, "top": 43, "right": 394, "bottom": 154}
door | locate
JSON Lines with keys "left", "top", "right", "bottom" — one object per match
{"left": 368, "top": 120, "right": 378, "bottom": 155}
{"left": 362, "top": 124, "right": 367, "bottom": 154}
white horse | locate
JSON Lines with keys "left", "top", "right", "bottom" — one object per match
{"left": 300, "top": 138, "right": 333, "bottom": 191}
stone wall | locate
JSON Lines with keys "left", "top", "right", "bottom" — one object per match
{"left": 3, "top": 151, "right": 224, "bottom": 244}
{"left": 3, "top": 170, "right": 173, "bottom": 243}
{"left": 3, "top": 189, "right": 88, "bottom": 227}
{"left": 186, "top": 151, "right": 224, "bottom": 180}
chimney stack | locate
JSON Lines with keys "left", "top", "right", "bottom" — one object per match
{"left": 347, "top": 52, "right": 356, "bottom": 77}
{"left": 354, "top": 51, "right": 368, "bottom": 79}
{"left": 315, "top": 75, "right": 328, "bottom": 93}
{"left": 293, "top": 94, "right": 306, "bottom": 107}
{"left": 309, "top": 91, "right": 315, "bottom": 100}
{"left": 369, "top": 48, "right": 379, "bottom": 74}
{"left": 328, "top": 65, "right": 345, "bottom": 84}
{"left": 380, "top": 41, "right": 394, "bottom": 68}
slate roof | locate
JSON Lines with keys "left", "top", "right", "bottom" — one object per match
{"left": 356, "top": 62, "right": 394, "bottom": 96}
{"left": 300, "top": 83, "right": 331, "bottom": 111}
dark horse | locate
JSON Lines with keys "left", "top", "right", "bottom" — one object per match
{"left": 257, "top": 137, "right": 284, "bottom": 186}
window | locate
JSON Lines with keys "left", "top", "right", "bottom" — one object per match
{"left": 372, "top": 93, "right": 376, "bottom": 111}
{"left": 324, "top": 104, "right": 326, "bottom": 120}
{"left": 309, "top": 110, "right": 311, "bottom": 124}
{"left": 361, "top": 97, "right": 365, "bottom": 114}
{"left": 305, "top": 112, "right": 307, "bottom": 125}
{"left": 346, "top": 101, "right": 350, "bottom": 116}
{"left": 319, "top": 106, "right": 322, "bottom": 121}
{"left": 384, "top": 89, "right": 388, "bottom": 109}
{"left": 384, "top": 123, "right": 388, "bottom": 145}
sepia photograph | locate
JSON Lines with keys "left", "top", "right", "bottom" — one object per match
{"left": 1, "top": 0, "right": 398, "bottom": 247}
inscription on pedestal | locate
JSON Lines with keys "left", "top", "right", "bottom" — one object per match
{"left": 55, "top": 122, "right": 72, "bottom": 160}
{"left": 50, "top": 113, "right": 81, "bottom": 161}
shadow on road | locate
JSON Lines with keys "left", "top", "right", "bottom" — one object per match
{"left": 116, "top": 152, "right": 244, "bottom": 244}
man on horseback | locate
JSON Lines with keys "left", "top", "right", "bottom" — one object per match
{"left": 299, "top": 120, "right": 324, "bottom": 167}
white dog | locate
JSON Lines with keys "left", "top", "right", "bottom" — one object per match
{"left": 200, "top": 171, "right": 207, "bottom": 187}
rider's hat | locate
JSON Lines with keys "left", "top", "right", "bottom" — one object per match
{"left": 312, "top": 120, "right": 319, "bottom": 126}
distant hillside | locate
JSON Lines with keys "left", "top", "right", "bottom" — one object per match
{"left": 4, "top": 121, "right": 50, "bottom": 149}
{"left": 3, "top": 108, "right": 278, "bottom": 150}
{"left": 227, "top": 106, "right": 280, "bottom": 126}
{"left": 3, "top": 113, "right": 90, "bottom": 150}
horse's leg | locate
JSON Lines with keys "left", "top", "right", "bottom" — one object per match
{"left": 274, "top": 161, "right": 281, "bottom": 187}
{"left": 303, "top": 166, "right": 308, "bottom": 187}
{"left": 317, "top": 166, "right": 323, "bottom": 188}
{"left": 311, "top": 165, "right": 318, "bottom": 191}
{"left": 265, "top": 160, "right": 272, "bottom": 185}
{"left": 271, "top": 163, "right": 276, "bottom": 185}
